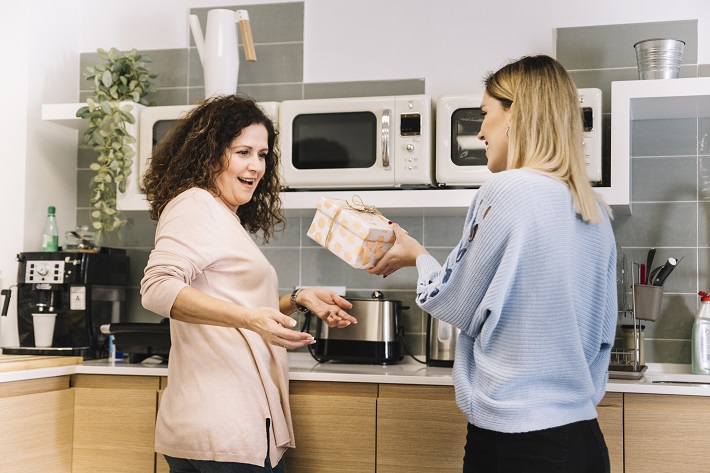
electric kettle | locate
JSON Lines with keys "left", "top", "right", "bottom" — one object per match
{"left": 426, "top": 314, "right": 460, "bottom": 367}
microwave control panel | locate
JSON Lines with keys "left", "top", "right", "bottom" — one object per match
{"left": 395, "top": 96, "right": 432, "bottom": 185}
{"left": 578, "top": 88, "right": 602, "bottom": 183}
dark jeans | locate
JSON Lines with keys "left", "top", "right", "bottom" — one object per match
{"left": 164, "top": 455, "right": 286, "bottom": 473}
{"left": 463, "top": 418, "right": 610, "bottom": 473}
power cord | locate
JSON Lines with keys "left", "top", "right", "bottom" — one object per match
{"left": 399, "top": 326, "right": 426, "bottom": 364}
{"left": 300, "top": 311, "right": 328, "bottom": 363}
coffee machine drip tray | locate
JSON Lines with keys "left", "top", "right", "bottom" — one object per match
{"left": 1, "top": 346, "right": 91, "bottom": 357}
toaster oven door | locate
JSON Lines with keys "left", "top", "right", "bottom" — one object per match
{"left": 435, "top": 94, "right": 493, "bottom": 187}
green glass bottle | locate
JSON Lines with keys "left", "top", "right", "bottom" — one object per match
{"left": 41, "top": 206, "right": 59, "bottom": 252}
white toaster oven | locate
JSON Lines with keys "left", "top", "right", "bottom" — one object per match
{"left": 435, "top": 88, "right": 603, "bottom": 187}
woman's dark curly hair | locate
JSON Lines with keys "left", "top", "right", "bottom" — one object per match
{"left": 142, "top": 94, "right": 284, "bottom": 242}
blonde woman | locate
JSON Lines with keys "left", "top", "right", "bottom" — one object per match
{"left": 368, "top": 56, "right": 616, "bottom": 473}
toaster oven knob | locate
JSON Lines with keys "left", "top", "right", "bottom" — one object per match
{"left": 406, "top": 144, "right": 414, "bottom": 152}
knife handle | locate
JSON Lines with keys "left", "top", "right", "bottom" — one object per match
{"left": 653, "top": 262, "right": 676, "bottom": 286}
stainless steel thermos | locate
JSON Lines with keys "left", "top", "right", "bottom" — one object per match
{"left": 426, "top": 314, "right": 460, "bottom": 367}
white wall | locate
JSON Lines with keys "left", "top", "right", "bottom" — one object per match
{"left": 0, "top": 1, "right": 81, "bottom": 287}
{"left": 25, "top": 2, "right": 82, "bottom": 253}
{"left": 0, "top": 4, "right": 30, "bottom": 287}
{"left": 304, "top": 0, "right": 708, "bottom": 97}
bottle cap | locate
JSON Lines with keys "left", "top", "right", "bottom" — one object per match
{"left": 48, "top": 206, "right": 56, "bottom": 214}
{"left": 699, "top": 291, "right": 710, "bottom": 302}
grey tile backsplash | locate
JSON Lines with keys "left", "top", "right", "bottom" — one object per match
{"left": 75, "top": 8, "right": 709, "bottom": 362}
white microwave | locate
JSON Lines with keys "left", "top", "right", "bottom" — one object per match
{"left": 435, "top": 88, "right": 603, "bottom": 187}
{"left": 278, "top": 95, "right": 433, "bottom": 189}
{"left": 137, "top": 102, "right": 280, "bottom": 185}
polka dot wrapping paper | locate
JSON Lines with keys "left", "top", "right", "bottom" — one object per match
{"left": 307, "top": 197, "right": 396, "bottom": 269}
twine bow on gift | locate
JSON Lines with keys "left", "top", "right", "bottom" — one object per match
{"left": 347, "top": 195, "right": 384, "bottom": 217}
{"left": 324, "top": 195, "right": 387, "bottom": 249}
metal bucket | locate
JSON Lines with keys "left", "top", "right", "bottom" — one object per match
{"left": 634, "top": 38, "right": 685, "bottom": 80}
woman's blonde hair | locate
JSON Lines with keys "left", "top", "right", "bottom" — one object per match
{"left": 484, "top": 55, "right": 611, "bottom": 223}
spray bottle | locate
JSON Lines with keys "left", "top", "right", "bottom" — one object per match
{"left": 691, "top": 291, "right": 710, "bottom": 374}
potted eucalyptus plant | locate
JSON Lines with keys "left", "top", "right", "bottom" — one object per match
{"left": 76, "top": 47, "right": 158, "bottom": 240}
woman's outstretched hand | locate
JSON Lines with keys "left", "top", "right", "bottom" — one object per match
{"left": 296, "top": 287, "right": 356, "bottom": 328}
{"left": 367, "top": 223, "right": 428, "bottom": 278}
{"left": 247, "top": 307, "right": 317, "bottom": 349}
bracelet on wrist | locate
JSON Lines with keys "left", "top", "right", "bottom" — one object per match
{"left": 290, "top": 288, "right": 309, "bottom": 315}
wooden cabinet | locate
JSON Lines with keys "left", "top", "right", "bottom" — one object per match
{"left": 10, "top": 369, "right": 710, "bottom": 473}
{"left": 0, "top": 376, "right": 74, "bottom": 473}
{"left": 377, "top": 384, "right": 467, "bottom": 473}
{"left": 597, "top": 392, "right": 624, "bottom": 473}
{"left": 285, "top": 381, "right": 377, "bottom": 473}
{"left": 71, "top": 374, "right": 160, "bottom": 473}
{"left": 625, "top": 393, "right": 710, "bottom": 473}
{"left": 286, "top": 382, "right": 623, "bottom": 473}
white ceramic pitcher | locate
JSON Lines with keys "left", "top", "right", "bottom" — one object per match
{"left": 189, "top": 9, "right": 257, "bottom": 98}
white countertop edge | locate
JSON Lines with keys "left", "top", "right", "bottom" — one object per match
{"left": 75, "top": 363, "right": 167, "bottom": 376}
{"left": 288, "top": 371, "right": 454, "bottom": 385}
{"left": 4, "top": 357, "right": 710, "bottom": 397}
{"left": 606, "top": 380, "right": 710, "bottom": 396}
{"left": 0, "top": 365, "right": 77, "bottom": 382}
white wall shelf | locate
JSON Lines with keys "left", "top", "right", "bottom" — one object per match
{"left": 611, "top": 77, "right": 710, "bottom": 216}
{"left": 41, "top": 103, "right": 86, "bottom": 129}
{"left": 44, "top": 94, "right": 639, "bottom": 216}
{"left": 281, "top": 188, "right": 477, "bottom": 217}
{"left": 42, "top": 102, "right": 149, "bottom": 211}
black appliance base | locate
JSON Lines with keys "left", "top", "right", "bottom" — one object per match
{"left": 313, "top": 339, "right": 401, "bottom": 364}
{"left": 426, "top": 358, "right": 454, "bottom": 368}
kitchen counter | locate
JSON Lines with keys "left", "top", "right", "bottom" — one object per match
{"left": 2, "top": 353, "right": 710, "bottom": 396}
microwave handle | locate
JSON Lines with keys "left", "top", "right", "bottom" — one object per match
{"left": 381, "top": 109, "right": 391, "bottom": 169}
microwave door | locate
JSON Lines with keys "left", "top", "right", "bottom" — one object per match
{"left": 285, "top": 110, "right": 393, "bottom": 188}
{"left": 436, "top": 104, "right": 493, "bottom": 187}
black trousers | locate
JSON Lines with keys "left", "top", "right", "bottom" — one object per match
{"left": 164, "top": 456, "right": 286, "bottom": 473}
{"left": 463, "top": 418, "right": 610, "bottom": 473}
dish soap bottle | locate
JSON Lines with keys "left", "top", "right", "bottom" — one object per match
{"left": 691, "top": 291, "right": 710, "bottom": 374}
{"left": 41, "top": 206, "right": 59, "bottom": 252}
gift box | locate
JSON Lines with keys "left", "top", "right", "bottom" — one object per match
{"left": 307, "top": 197, "right": 395, "bottom": 269}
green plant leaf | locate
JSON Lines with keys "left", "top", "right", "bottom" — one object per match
{"left": 101, "top": 70, "right": 112, "bottom": 87}
{"left": 100, "top": 101, "right": 113, "bottom": 115}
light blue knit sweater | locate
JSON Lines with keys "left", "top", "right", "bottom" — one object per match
{"left": 416, "top": 168, "right": 617, "bottom": 433}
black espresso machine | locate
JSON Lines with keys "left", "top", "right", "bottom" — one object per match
{"left": 1, "top": 249, "right": 129, "bottom": 359}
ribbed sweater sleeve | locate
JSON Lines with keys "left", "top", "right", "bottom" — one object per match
{"left": 141, "top": 189, "right": 225, "bottom": 318}
{"left": 415, "top": 169, "right": 617, "bottom": 433}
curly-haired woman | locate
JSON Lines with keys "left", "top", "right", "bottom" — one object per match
{"left": 141, "top": 95, "right": 355, "bottom": 473}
